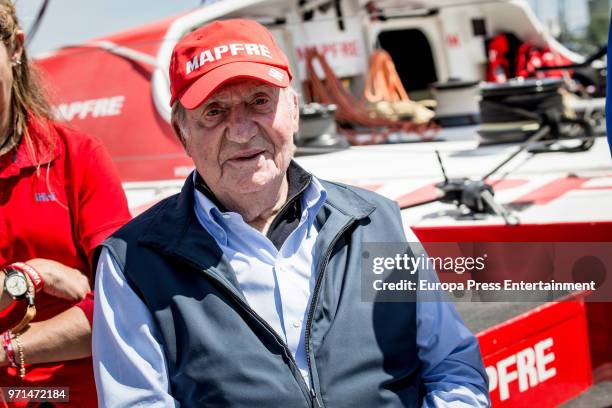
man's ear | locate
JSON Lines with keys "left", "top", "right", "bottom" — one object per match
{"left": 291, "top": 90, "right": 299, "bottom": 134}
{"left": 12, "top": 31, "right": 24, "bottom": 62}
{"left": 171, "top": 120, "right": 191, "bottom": 156}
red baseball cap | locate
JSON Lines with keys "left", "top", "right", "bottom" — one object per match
{"left": 169, "top": 19, "right": 293, "bottom": 109}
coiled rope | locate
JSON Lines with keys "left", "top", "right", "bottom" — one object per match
{"left": 304, "top": 47, "right": 437, "bottom": 145}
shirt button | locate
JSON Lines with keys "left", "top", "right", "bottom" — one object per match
{"left": 292, "top": 321, "right": 301, "bottom": 328}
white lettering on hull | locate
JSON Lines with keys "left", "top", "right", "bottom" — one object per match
{"left": 55, "top": 95, "right": 125, "bottom": 121}
{"left": 487, "top": 337, "right": 557, "bottom": 401}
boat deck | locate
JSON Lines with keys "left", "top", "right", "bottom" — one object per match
{"left": 561, "top": 381, "right": 612, "bottom": 407}
{"left": 296, "top": 131, "right": 612, "bottom": 228}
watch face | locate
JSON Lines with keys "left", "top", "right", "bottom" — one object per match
{"left": 5, "top": 274, "right": 27, "bottom": 297}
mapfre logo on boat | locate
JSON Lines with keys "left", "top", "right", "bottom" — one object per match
{"left": 487, "top": 337, "right": 557, "bottom": 402}
{"left": 185, "top": 43, "right": 273, "bottom": 74}
{"left": 55, "top": 95, "right": 125, "bottom": 121}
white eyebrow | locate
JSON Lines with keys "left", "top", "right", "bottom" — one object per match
{"left": 204, "top": 84, "right": 274, "bottom": 106}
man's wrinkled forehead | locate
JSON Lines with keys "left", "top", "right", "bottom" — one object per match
{"left": 202, "top": 78, "right": 280, "bottom": 106}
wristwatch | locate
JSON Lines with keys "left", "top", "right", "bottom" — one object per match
{"left": 3, "top": 267, "right": 28, "bottom": 299}
{"left": 2, "top": 267, "right": 36, "bottom": 333}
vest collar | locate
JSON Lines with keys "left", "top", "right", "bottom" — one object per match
{"left": 139, "top": 175, "right": 246, "bottom": 297}
{"left": 138, "top": 162, "right": 376, "bottom": 269}
{"left": 318, "top": 180, "right": 376, "bottom": 220}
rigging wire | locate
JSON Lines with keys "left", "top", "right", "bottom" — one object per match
{"left": 26, "top": 0, "right": 51, "bottom": 46}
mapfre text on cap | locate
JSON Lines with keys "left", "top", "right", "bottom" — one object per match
{"left": 186, "top": 43, "right": 273, "bottom": 74}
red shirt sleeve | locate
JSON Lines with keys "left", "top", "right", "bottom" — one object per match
{"left": 67, "top": 134, "right": 131, "bottom": 325}
{"left": 75, "top": 291, "right": 95, "bottom": 326}
{"left": 72, "top": 140, "right": 132, "bottom": 261}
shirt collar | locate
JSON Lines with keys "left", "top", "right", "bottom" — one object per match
{"left": 195, "top": 161, "right": 314, "bottom": 217}
{"left": 193, "top": 161, "right": 326, "bottom": 245}
{"left": 0, "top": 115, "right": 61, "bottom": 179}
{"left": 194, "top": 172, "right": 229, "bottom": 213}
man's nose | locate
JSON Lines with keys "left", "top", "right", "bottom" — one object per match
{"left": 225, "top": 104, "right": 258, "bottom": 143}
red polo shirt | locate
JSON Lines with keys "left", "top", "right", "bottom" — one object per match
{"left": 0, "top": 116, "right": 131, "bottom": 407}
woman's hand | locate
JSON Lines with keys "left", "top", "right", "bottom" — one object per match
{"left": 25, "top": 259, "right": 90, "bottom": 302}
{"left": 0, "top": 345, "right": 7, "bottom": 368}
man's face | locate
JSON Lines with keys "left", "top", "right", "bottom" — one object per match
{"left": 178, "top": 79, "right": 298, "bottom": 196}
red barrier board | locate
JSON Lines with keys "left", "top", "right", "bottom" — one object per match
{"left": 413, "top": 222, "right": 612, "bottom": 243}
{"left": 477, "top": 297, "right": 592, "bottom": 407}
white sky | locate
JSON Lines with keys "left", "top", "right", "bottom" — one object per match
{"left": 16, "top": 0, "right": 200, "bottom": 56}
{"left": 527, "top": 0, "right": 590, "bottom": 34}
{"left": 16, "top": 0, "right": 594, "bottom": 56}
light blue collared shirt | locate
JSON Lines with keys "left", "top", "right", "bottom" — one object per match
{"left": 192, "top": 173, "right": 327, "bottom": 385}
{"left": 93, "top": 173, "right": 489, "bottom": 407}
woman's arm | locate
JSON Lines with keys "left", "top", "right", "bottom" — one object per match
{"left": 0, "top": 271, "right": 13, "bottom": 311}
{"left": 26, "top": 259, "right": 90, "bottom": 301}
{"left": 0, "top": 259, "right": 91, "bottom": 347}
{"left": 1, "top": 259, "right": 90, "bottom": 310}
{"left": 0, "top": 306, "right": 91, "bottom": 366}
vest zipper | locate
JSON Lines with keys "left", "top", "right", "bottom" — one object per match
{"left": 184, "top": 213, "right": 356, "bottom": 408}
{"left": 196, "top": 268, "right": 314, "bottom": 406}
{"left": 304, "top": 217, "right": 356, "bottom": 408}
{"left": 310, "top": 388, "right": 322, "bottom": 408}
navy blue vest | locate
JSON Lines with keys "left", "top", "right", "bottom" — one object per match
{"left": 101, "top": 177, "right": 421, "bottom": 407}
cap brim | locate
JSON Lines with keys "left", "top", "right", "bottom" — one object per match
{"left": 177, "top": 61, "right": 291, "bottom": 109}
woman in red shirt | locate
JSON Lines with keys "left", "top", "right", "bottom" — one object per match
{"left": 0, "top": 1, "right": 131, "bottom": 406}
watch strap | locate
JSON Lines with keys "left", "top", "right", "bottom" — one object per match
{"left": 5, "top": 269, "right": 37, "bottom": 334}
{"left": 10, "top": 263, "right": 44, "bottom": 293}
{"left": 11, "top": 304, "right": 36, "bottom": 334}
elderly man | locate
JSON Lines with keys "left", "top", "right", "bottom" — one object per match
{"left": 92, "top": 19, "right": 489, "bottom": 408}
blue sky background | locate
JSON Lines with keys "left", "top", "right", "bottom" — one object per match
{"left": 15, "top": 0, "right": 595, "bottom": 56}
